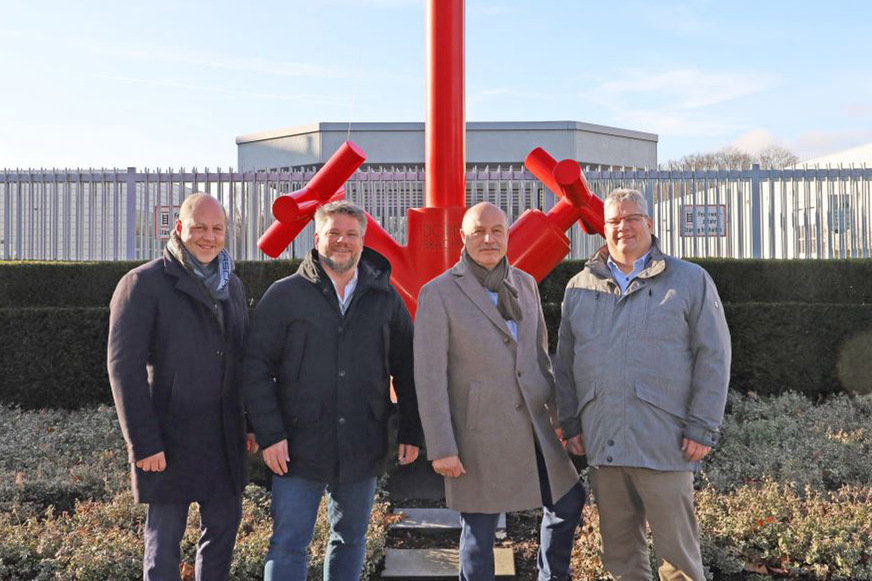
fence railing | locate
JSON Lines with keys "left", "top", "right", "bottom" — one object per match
{"left": 3, "top": 165, "right": 872, "bottom": 261}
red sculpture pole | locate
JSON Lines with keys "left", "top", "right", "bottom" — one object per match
{"left": 258, "top": 141, "right": 366, "bottom": 258}
{"left": 257, "top": 0, "right": 608, "bottom": 316}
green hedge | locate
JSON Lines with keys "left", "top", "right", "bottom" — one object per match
{"left": 537, "top": 258, "right": 872, "bottom": 305}
{"left": 542, "top": 302, "right": 872, "bottom": 399}
{"left": 0, "top": 260, "right": 302, "bottom": 308}
{"left": 3, "top": 258, "right": 872, "bottom": 308}
{"left": 4, "top": 302, "right": 872, "bottom": 410}
{"left": 0, "top": 308, "right": 112, "bottom": 409}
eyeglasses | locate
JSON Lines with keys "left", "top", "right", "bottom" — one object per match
{"left": 604, "top": 214, "right": 647, "bottom": 228}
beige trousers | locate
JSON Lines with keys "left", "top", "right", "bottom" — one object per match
{"left": 590, "top": 466, "right": 704, "bottom": 581}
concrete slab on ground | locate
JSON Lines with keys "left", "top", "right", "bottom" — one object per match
{"left": 391, "top": 508, "right": 506, "bottom": 531}
{"left": 381, "top": 548, "right": 515, "bottom": 579}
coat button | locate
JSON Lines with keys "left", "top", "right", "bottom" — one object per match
{"left": 338, "top": 370, "right": 346, "bottom": 377}
{"left": 216, "top": 350, "right": 224, "bottom": 357}
{"left": 514, "top": 403, "right": 522, "bottom": 410}
{"left": 516, "top": 371, "right": 522, "bottom": 378}
{"left": 503, "top": 337, "right": 510, "bottom": 344}
{"left": 608, "top": 439, "right": 614, "bottom": 446}
{"left": 338, "top": 417, "right": 346, "bottom": 425}
{"left": 606, "top": 456, "right": 613, "bottom": 463}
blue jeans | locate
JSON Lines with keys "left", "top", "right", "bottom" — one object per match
{"left": 264, "top": 474, "right": 378, "bottom": 581}
{"left": 459, "top": 446, "right": 586, "bottom": 581}
{"left": 143, "top": 493, "right": 242, "bottom": 581}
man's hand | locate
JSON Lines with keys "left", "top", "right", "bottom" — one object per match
{"left": 135, "top": 452, "right": 167, "bottom": 472}
{"left": 397, "top": 444, "right": 419, "bottom": 465}
{"left": 432, "top": 455, "right": 466, "bottom": 478}
{"left": 263, "top": 439, "right": 290, "bottom": 475}
{"left": 246, "top": 433, "right": 260, "bottom": 455}
{"left": 564, "top": 433, "right": 586, "bottom": 456}
{"left": 681, "top": 438, "right": 711, "bottom": 462}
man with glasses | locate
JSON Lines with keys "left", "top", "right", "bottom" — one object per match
{"left": 554, "top": 189, "right": 731, "bottom": 581}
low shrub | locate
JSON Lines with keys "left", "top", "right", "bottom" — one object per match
{"left": 0, "top": 405, "right": 127, "bottom": 515}
{"left": 703, "top": 392, "right": 872, "bottom": 493}
{"left": 696, "top": 481, "right": 872, "bottom": 580}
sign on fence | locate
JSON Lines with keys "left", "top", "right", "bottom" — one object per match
{"left": 154, "top": 205, "right": 180, "bottom": 240}
{"left": 680, "top": 204, "right": 726, "bottom": 237}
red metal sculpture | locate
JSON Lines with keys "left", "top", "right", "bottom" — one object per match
{"left": 257, "top": 0, "right": 605, "bottom": 316}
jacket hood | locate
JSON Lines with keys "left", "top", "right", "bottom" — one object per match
{"left": 297, "top": 247, "right": 393, "bottom": 293}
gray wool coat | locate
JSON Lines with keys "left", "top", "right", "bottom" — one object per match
{"left": 107, "top": 249, "right": 249, "bottom": 504}
{"left": 414, "top": 260, "right": 580, "bottom": 514}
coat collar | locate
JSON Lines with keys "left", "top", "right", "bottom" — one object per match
{"left": 587, "top": 235, "right": 667, "bottom": 283}
{"left": 297, "top": 247, "right": 393, "bottom": 294}
{"left": 450, "top": 259, "right": 517, "bottom": 341}
{"left": 161, "top": 248, "right": 216, "bottom": 310}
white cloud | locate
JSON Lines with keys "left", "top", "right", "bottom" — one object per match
{"left": 732, "top": 129, "right": 784, "bottom": 156}
{"left": 102, "top": 76, "right": 350, "bottom": 105}
{"left": 106, "top": 46, "right": 350, "bottom": 79}
{"left": 791, "top": 130, "right": 872, "bottom": 161}
{"left": 592, "top": 68, "right": 770, "bottom": 112}
{"left": 585, "top": 67, "right": 770, "bottom": 137}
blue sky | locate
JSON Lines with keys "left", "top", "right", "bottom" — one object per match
{"left": 1, "top": 0, "right": 870, "bottom": 169}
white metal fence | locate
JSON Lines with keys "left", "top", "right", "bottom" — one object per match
{"left": 2, "top": 165, "right": 872, "bottom": 261}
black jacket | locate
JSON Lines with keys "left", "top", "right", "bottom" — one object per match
{"left": 107, "top": 250, "right": 249, "bottom": 503}
{"left": 243, "top": 248, "right": 423, "bottom": 483}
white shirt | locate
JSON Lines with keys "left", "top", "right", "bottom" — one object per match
{"left": 331, "top": 268, "right": 359, "bottom": 315}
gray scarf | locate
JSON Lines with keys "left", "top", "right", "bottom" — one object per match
{"left": 462, "top": 249, "right": 523, "bottom": 323}
{"left": 167, "top": 231, "right": 233, "bottom": 302}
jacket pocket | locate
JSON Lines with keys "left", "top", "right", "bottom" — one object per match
{"left": 576, "top": 382, "right": 599, "bottom": 417}
{"left": 634, "top": 381, "right": 687, "bottom": 419}
{"left": 466, "top": 381, "right": 483, "bottom": 430}
{"left": 381, "top": 323, "right": 391, "bottom": 376}
{"left": 282, "top": 321, "right": 309, "bottom": 382}
{"left": 290, "top": 400, "right": 321, "bottom": 427}
{"left": 369, "top": 397, "right": 390, "bottom": 421}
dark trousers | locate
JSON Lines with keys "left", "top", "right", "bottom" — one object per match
{"left": 143, "top": 493, "right": 243, "bottom": 581}
{"left": 459, "top": 446, "right": 586, "bottom": 581}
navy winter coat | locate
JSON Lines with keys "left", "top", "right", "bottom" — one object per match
{"left": 243, "top": 248, "right": 423, "bottom": 483}
{"left": 107, "top": 250, "right": 249, "bottom": 503}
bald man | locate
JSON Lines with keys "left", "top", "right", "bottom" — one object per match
{"left": 414, "top": 203, "right": 586, "bottom": 581}
{"left": 109, "top": 193, "right": 256, "bottom": 580}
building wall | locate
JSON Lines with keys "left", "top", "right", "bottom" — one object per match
{"left": 236, "top": 121, "right": 658, "bottom": 171}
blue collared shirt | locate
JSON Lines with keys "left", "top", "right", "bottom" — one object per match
{"left": 607, "top": 250, "right": 652, "bottom": 294}
{"left": 485, "top": 289, "right": 518, "bottom": 340}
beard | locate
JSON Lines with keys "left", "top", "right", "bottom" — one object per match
{"left": 319, "top": 250, "right": 358, "bottom": 274}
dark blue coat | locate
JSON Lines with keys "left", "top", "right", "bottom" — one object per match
{"left": 107, "top": 250, "right": 249, "bottom": 503}
{"left": 243, "top": 248, "right": 423, "bottom": 483}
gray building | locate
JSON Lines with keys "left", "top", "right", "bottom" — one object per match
{"left": 236, "top": 121, "right": 658, "bottom": 171}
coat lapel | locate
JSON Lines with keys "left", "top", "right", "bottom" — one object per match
{"left": 162, "top": 252, "right": 217, "bottom": 312}
{"left": 451, "top": 261, "right": 515, "bottom": 341}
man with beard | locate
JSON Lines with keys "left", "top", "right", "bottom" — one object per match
{"left": 108, "top": 193, "right": 255, "bottom": 580}
{"left": 414, "top": 202, "right": 585, "bottom": 581}
{"left": 244, "top": 200, "right": 423, "bottom": 580}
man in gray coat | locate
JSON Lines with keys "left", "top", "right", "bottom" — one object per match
{"left": 415, "top": 202, "right": 585, "bottom": 581}
{"left": 108, "top": 193, "right": 256, "bottom": 580}
{"left": 554, "top": 189, "right": 731, "bottom": 581}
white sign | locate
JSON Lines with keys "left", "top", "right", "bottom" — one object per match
{"left": 154, "top": 205, "right": 180, "bottom": 240}
{"left": 680, "top": 205, "right": 726, "bottom": 237}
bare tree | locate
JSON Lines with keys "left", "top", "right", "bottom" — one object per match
{"left": 661, "top": 145, "right": 798, "bottom": 170}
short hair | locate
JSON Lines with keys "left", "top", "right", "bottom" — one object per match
{"left": 314, "top": 200, "right": 367, "bottom": 235}
{"left": 178, "top": 193, "right": 227, "bottom": 224}
{"left": 604, "top": 188, "right": 649, "bottom": 216}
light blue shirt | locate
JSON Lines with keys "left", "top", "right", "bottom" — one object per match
{"left": 486, "top": 289, "right": 518, "bottom": 340}
{"left": 607, "top": 250, "right": 652, "bottom": 295}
